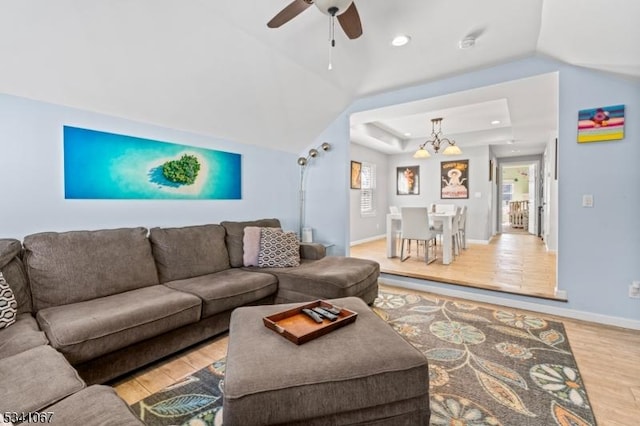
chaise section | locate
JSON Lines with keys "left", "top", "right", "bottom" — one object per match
{"left": 262, "top": 257, "right": 380, "bottom": 304}
{"left": 0, "top": 345, "right": 85, "bottom": 414}
{"left": 164, "top": 269, "right": 277, "bottom": 318}
{"left": 36, "top": 285, "right": 202, "bottom": 365}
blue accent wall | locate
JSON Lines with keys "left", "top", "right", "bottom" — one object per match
{"left": 0, "top": 94, "right": 298, "bottom": 238}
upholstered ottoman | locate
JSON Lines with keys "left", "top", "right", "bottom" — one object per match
{"left": 223, "top": 297, "right": 430, "bottom": 425}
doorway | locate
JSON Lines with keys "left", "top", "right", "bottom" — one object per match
{"left": 498, "top": 160, "right": 540, "bottom": 236}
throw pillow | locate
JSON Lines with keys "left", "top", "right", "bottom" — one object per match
{"left": 243, "top": 226, "right": 262, "bottom": 266}
{"left": 258, "top": 228, "right": 300, "bottom": 268}
{"left": 243, "top": 226, "right": 283, "bottom": 266}
{"left": 0, "top": 272, "right": 18, "bottom": 329}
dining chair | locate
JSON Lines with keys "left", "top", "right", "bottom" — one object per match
{"left": 432, "top": 206, "right": 462, "bottom": 257}
{"left": 458, "top": 205, "right": 467, "bottom": 250}
{"left": 451, "top": 206, "right": 462, "bottom": 256}
{"left": 400, "top": 207, "right": 437, "bottom": 264}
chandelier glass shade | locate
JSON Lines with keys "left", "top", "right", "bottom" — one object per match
{"left": 413, "top": 117, "right": 462, "bottom": 158}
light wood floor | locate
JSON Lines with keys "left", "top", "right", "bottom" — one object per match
{"left": 112, "top": 284, "right": 640, "bottom": 426}
{"left": 350, "top": 233, "right": 560, "bottom": 300}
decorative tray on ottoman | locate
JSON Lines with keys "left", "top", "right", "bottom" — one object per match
{"left": 263, "top": 300, "right": 358, "bottom": 345}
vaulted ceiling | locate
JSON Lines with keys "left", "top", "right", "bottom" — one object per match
{"left": 1, "top": 1, "right": 638, "bottom": 155}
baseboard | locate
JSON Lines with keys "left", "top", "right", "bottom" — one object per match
{"left": 379, "top": 276, "right": 640, "bottom": 331}
{"left": 350, "top": 234, "right": 385, "bottom": 246}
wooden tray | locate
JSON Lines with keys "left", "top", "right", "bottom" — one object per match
{"left": 263, "top": 300, "right": 357, "bottom": 345}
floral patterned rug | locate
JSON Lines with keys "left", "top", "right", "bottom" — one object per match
{"left": 131, "top": 290, "right": 596, "bottom": 425}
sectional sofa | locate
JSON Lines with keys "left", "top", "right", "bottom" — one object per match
{"left": 0, "top": 218, "right": 379, "bottom": 425}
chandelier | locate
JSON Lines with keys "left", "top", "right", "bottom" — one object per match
{"left": 413, "top": 117, "right": 462, "bottom": 158}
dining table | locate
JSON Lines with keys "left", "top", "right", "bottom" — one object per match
{"left": 386, "top": 211, "right": 465, "bottom": 265}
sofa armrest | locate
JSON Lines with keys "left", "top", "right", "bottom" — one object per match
{"left": 299, "top": 243, "right": 326, "bottom": 260}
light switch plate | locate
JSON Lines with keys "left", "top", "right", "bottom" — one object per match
{"left": 582, "top": 194, "right": 594, "bottom": 207}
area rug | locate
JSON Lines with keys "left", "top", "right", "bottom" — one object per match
{"left": 131, "top": 290, "right": 596, "bottom": 425}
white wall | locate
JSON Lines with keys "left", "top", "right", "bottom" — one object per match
{"left": 349, "top": 144, "right": 389, "bottom": 243}
{"left": 305, "top": 55, "right": 640, "bottom": 326}
{"left": 387, "top": 145, "right": 492, "bottom": 242}
{"left": 0, "top": 94, "right": 299, "bottom": 239}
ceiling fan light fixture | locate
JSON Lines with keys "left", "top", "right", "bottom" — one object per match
{"left": 391, "top": 34, "right": 411, "bottom": 47}
{"left": 314, "top": 0, "right": 353, "bottom": 15}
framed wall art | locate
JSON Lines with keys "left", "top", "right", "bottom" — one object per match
{"left": 64, "top": 126, "right": 242, "bottom": 199}
{"left": 350, "top": 161, "right": 362, "bottom": 189}
{"left": 397, "top": 166, "right": 419, "bottom": 195}
{"left": 577, "top": 104, "right": 625, "bottom": 143}
{"left": 441, "top": 160, "right": 469, "bottom": 199}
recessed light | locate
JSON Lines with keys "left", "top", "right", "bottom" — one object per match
{"left": 404, "top": 132, "right": 412, "bottom": 137}
{"left": 391, "top": 35, "right": 411, "bottom": 47}
{"left": 491, "top": 120, "right": 501, "bottom": 125}
{"left": 506, "top": 140, "right": 515, "bottom": 144}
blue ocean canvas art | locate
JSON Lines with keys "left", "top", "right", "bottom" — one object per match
{"left": 64, "top": 126, "right": 242, "bottom": 199}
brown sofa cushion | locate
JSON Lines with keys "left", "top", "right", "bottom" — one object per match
{"left": 0, "top": 313, "right": 48, "bottom": 360}
{"left": 44, "top": 385, "right": 145, "bottom": 426}
{"left": 0, "top": 239, "right": 33, "bottom": 314}
{"left": 24, "top": 228, "right": 160, "bottom": 310}
{"left": 221, "top": 219, "right": 281, "bottom": 267}
{"left": 0, "top": 345, "right": 85, "bottom": 413}
{"left": 164, "top": 269, "right": 278, "bottom": 318}
{"left": 149, "top": 224, "right": 230, "bottom": 283}
{"left": 36, "top": 285, "right": 202, "bottom": 364}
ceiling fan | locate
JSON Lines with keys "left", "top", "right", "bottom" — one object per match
{"left": 267, "top": 0, "right": 363, "bottom": 40}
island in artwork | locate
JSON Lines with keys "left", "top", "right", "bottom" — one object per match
{"left": 162, "top": 154, "right": 201, "bottom": 185}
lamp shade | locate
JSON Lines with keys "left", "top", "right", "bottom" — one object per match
{"left": 442, "top": 145, "right": 462, "bottom": 155}
{"left": 413, "top": 148, "right": 430, "bottom": 158}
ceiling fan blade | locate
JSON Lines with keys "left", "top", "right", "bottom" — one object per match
{"left": 337, "top": 2, "right": 362, "bottom": 39}
{"left": 267, "top": 0, "right": 313, "bottom": 28}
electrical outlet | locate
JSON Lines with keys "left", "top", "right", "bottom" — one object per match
{"left": 629, "top": 281, "right": 640, "bottom": 299}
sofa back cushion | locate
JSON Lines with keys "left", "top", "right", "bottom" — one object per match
{"left": 221, "top": 219, "right": 281, "bottom": 268}
{"left": 24, "top": 228, "right": 159, "bottom": 311}
{"left": 149, "top": 224, "right": 230, "bottom": 283}
{"left": 0, "top": 239, "right": 33, "bottom": 314}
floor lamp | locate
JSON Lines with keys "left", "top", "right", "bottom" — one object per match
{"left": 297, "top": 142, "right": 331, "bottom": 241}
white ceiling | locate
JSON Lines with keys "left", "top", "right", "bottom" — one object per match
{"left": 0, "top": 1, "right": 638, "bottom": 155}
{"left": 351, "top": 72, "right": 559, "bottom": 158}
